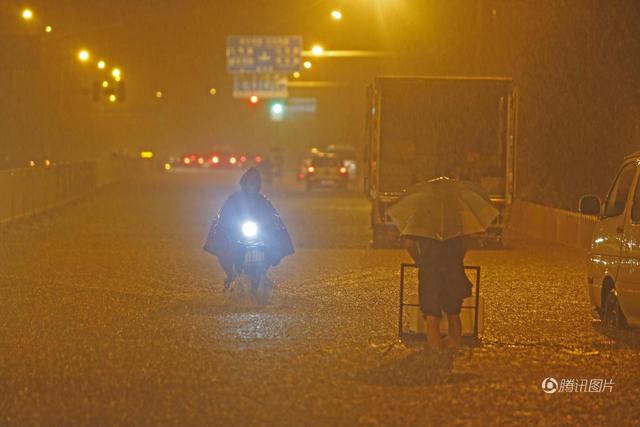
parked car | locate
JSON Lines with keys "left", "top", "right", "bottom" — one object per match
{"left": 305, "top": 153, "right": 348, "bottom": 192}
{"left": 580, "top": 151, "right": 640, "bottom": 328}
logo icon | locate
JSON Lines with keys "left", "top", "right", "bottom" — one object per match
{"left": 541, "top": 377, "right": 559, "bottom": 394}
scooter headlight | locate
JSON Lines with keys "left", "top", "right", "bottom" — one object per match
{"left": 242, "top": 221, "right": 258, "bottom": 238}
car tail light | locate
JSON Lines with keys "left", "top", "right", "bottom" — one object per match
{"left": 307, "top": 166, "right": 315, "bottom": 174}
{"left": 339, "top": 167, "right": 348, "bottom": 175}
{"left": 255, "top": 155, "right": 263, "bottom": 163}
{"left": 198, "top": 157, "right": 204, "bottom": 165}
{"left": 240, "top": 155, "right": 247, "bottom": 163}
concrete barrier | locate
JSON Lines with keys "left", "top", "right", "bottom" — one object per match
{"left": 508, "top": 200, "right": 598, "bottom": 251}
{"left": 0, "top": 157, "right": 139, "bottom": 226}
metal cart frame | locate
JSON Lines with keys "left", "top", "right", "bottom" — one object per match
{"left": 399, "top": 263, "right": 481, "bottom": 340}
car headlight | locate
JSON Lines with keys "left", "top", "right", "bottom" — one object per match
{"left": 242, "top": 221, "right": 258, "bottom": 238}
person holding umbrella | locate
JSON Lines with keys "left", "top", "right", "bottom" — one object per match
{"left": 388, "top": 176, "right": 499, "bottom": 349}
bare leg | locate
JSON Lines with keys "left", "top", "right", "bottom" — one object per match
{"left": 447, "top": 314, "right": 462, "bottom": 348}
{"left": 425, "top": 315, "right": 443, "bottom": 349}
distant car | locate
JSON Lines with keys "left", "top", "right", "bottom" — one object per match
{"left": 205, "top": 148, "right": 245, "bottom": 169}
{"left": 325, "top": 144, "right": 358, "bottom": 178}
{"left": 179, "top": 154, "right": 203, "bottom": 167}
{"left": 297, "top": 157, "right": 312, "bottom": 181}
{"left": 580, "top": 151, "right": 640, "bottom": 329}
{"left": 305, "top": 153, "right": 348, "bottom": 191}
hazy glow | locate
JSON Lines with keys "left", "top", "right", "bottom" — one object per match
{"left": 78, "top": 50, "right": 90, "bottom": 62}
{"left": 209, "top": 88, "right": 217, "bottom": 95}
{"left": 21, "top": 9, "right": 33, "bottom": 20}
{"left": 331, "top": 10, "right": 342, "bottom": 20}
{"left": 311, "top": 45, "right": 324, "bottom": 56}
{"left": 303, "top": 61, "right": 312, "bottom": 69}
{"left": 250, "top": 95, "right": 259, "bottom": 104}
{"left": 97, "top": 60, "right": 106, "bottom": 69}
{"left": 112, "top": 68, "right": 121, "bottom": 78}
{"left": 212, "top": 156, "right": 219, "bottom": 164}
{"left": 114, "top": 75, "right": 121, "bottom": 82}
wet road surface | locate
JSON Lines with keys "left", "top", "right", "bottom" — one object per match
{"left": 1, "top": 171, "right": 639, "bottom": 426}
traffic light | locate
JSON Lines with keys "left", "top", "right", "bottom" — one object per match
{"left": 271, "top": 102, "right": 284, "bottom": 114}
{"left": 270, "top": 101, "right": 285, "bottom": 121}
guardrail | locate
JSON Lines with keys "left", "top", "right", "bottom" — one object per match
{"left": 0, "top": 157, "right": 140, "bottom": 226}
{"left": 508, "top": 200, "right": 598, "bottom": 250}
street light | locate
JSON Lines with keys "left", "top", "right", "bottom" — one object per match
{"left": 311, "top": 45, "right": 324, "bottom": 56}
{"left": 250, "top": 95, "right": 259, "bottom": 104}
{"left": 109, "top": 94, "right": 117, "bottom": 103}
{"left": 102, "top": 80, "right": 109, "bottom": 88}
{"left": 331, "top": 10, "right": 343, "bottom": 21}
{"left": 45, "top": 25, "right": 52, "bottom": 33}
{"left": 209, "top": 88, "right": 217, "bottom": 96}
{"left": 112, "top": 68, "right": 121, "bottom": 79}
{"left": 293, "top": 71, "right": 301, "bottom": 79}
{"left": 97, "top": 60, "right": 106, "bottom": 70}
{"left": 156, "top": 91, "right": 163, "bottom": 99}
{"left": 303, "top": 61, "right": 312, "bottom": 69}
{"left": 78, "top": 49, "right": 90, "bottom": 62}
{"left": 21, "top": 8, "right": 33, "bottom": 21}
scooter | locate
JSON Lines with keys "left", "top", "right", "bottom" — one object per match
{"left": 230, "top": 220, "right": 273, "bottom": 305}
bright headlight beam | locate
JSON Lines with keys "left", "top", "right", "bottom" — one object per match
{"left": 242, "top": 221, "right": 258, "bottom": 238}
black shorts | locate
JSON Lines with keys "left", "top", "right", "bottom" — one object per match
{"left": 418, "top": 266, "right": 464, "bottom": 318}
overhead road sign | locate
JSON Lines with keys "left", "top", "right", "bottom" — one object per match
{"left": 287, "top": 97, "right": 317, "bottom": 113}
{"left": 226, "top": 35, "right": 302, "bottom": 74}
{"left": 233, "top": 73, "right": 288, "bottom": 99}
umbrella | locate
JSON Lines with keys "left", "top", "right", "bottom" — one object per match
{"left": 387, "top": 177, "right": 499, "bottom": 241}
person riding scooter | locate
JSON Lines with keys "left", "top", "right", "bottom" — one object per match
{"left": 204, "top": 168, "right": 294, "bottom": 288}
